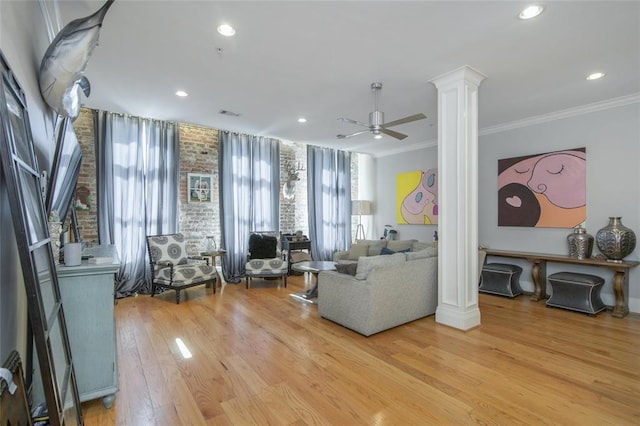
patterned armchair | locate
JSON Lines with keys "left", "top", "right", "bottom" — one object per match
{"left": 146, "top": 233, "right": 217, "bottom": 303}
{"left": 245, "top": 232, "right": 288, "bottom": 289}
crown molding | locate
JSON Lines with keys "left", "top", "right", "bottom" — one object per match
{"left": 479, "top": 93, "right": 640, "bottom": 136}
{"left": 373, "top": 93, "right": 640, "bottom": 158}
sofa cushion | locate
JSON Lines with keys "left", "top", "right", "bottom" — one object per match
{"left": 356, "top": 239, "right": 387, "bottom": 256}
{"left": 406, "top": 246, "right": 438, "bottom": 261}
{"left": 387, "top": 239, "right": 417, "bottom": 252}
{"left": 355, "top": 252, "right": 406, "bottom": 280}
{"left": 335, "top": 262, "right": 358, "bottom": 276}
{"left": 412, "top": 241, "right": 433, "bottom": 252}
{"left": 380, "top": 247, "right": 411, "bottom": 255}
{"left": 348, "top": 243, "right": 369, "bottom": 260}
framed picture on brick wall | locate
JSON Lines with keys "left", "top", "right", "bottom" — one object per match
{"left": 188, "top": 173, "right": 214, "bottom": 203}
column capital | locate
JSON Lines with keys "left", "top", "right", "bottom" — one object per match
{"left": 429, "top": 65, "right": 487, "bottom": 89}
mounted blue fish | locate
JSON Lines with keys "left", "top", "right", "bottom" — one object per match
{"left": 39, "top": 0, "right": 115, "bottom": 120}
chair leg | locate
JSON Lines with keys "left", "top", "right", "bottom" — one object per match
{"left": 284, "top": 275, "right": 287, "bottom": 288}
{"left": 246, "top": 277, "right": 250, "bottom": 289}
{"left": 151, "top": 282, "right": 156, "bottom": 297}
{"left": 175, "top": 289, "right": 181, "bottom": 304}
{"left": 212, "top": 279, "right": 216, "bottom": 294}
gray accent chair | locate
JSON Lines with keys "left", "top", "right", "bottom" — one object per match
{"left": 146, "top": 233, "right": 217, "bottom": 303}
{"left": 245, "top": 232, "right": 288, "bottom": 289}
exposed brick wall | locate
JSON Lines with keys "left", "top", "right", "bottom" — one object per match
{"left": 178, "top": 123, "right": 220, "bottom": 253}
{"left": 73, "top": 109, "right": 98, "bottom": 243}
{"left": 280, "top": 140, "right": 308, "bottom": 236}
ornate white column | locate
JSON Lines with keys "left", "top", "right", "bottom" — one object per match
{"left": 430, "top": 66, "right": 486, "bottom": 330}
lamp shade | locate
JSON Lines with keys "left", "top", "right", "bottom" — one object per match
{"left": 352, "top": 200, "right": 372, "bottom": 216}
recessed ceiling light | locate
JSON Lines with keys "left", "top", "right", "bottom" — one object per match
{"left": 297, "top": 117, "right": 307, "bottom": 123}
{"left": 217, "top": 24, "right": 236, "bottom": 37}
{"left": 586, "top": 72, "right": 605, "bottom": 81}
{"left": 175, "top": 90, "right": 188, "bottom": 97}
{"left": 518, "top": 5, "right": 544, "bottom": 20}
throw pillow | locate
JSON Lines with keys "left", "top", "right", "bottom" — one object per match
{"left": 387, "top": 239, "right": 417, "bottom": 252}
{"left": 355, "top": 252, "right": 406, "bottom": 280}
{"left": 335, "top": 263, "right": 357, "bottom": 276}
{"left": 356, "top": 239, "right": 387, "bottom": 256}
{"left": 380, "top": 247, "right": 411, "bottom": 255}
{"left": 406, "top": 246, "right": 438, "bottom": 261}
{"left": 348, "top": 243, "right": 369, "bottom": 260}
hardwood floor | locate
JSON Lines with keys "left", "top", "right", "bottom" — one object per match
{"left": 82, "top": 274, "right": 640, "bottom": 425}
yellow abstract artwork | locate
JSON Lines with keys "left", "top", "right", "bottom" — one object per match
{"left": 396, "top": 169, "right": 438, "bottom": 225}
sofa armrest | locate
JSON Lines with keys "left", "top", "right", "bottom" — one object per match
{"left": 332, "top": 251, "right": 350, "bottom": 262}
{"left": 318, "top": 271, "right": 373, "bottom": 334}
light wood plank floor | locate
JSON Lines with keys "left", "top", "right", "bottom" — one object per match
{"left": 82, "top": 274, "right": 640, "bottom": 425}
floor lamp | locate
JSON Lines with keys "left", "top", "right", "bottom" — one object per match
{"left": 352, "top": 200, "right": 372, "bottom": 241}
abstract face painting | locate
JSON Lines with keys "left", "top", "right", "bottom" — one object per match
{"left": 498, "top": 148, "right": 586, "bottom": 228}
{"left": 397, "top": 169, "right": 438, "bottom": 225}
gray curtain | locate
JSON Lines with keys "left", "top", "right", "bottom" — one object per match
{"left": 307, "top": 145, "right": 351, "bottom": 260}
{"left": 219, "top": 132, "right": 280, "bottom": 283}
{"left": 94, "top": 111, "right": 179, "bottom": 297}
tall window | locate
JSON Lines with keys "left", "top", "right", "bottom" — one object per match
{"left": 307, "top": 145, "right": 352, "bottom": 260}
{"left": 95, "top": 111, "right": 179, "bottom": 296}
{"left": 219, "top": 132, "right": 280, "bottom": 283}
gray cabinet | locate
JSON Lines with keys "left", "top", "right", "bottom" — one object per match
{"left": 56, "top": 261, "right": 119, "bottom": 408}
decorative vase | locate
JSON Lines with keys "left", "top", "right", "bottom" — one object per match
{"left": 202, "top": 235, "right": 217, "bottom": 253}
{"left": 567, "top": 226, "right": 594, "bottom": 259}
{"left": 595, "top": 217, "right": 636, "bottom": 263}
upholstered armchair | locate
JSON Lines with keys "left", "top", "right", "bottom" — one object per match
{"left": 245, "top": 232, "right": 288, "bottom": 289}
{"left": 146, "top": 233, "right": 217, "bottom": 304}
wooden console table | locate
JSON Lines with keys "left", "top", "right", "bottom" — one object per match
{"left": 484, "top": 249, "right": 639, "bottom": 318}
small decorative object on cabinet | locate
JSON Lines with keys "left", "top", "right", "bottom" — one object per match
{"left": 567, "top": 226, "right": 594, "bottom": 259}
{"left": 595, "top": 217, "right": 637, "bottom": 263}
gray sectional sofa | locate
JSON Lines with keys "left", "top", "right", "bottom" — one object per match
{"left": 318, "top": 240, "right": 438, "bottom": 336}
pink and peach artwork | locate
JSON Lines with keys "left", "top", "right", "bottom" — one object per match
{"left": 498, "top": 148, "right": 586, "bottom": 228}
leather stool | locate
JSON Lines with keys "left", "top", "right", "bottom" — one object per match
{"left": 547, "top": 272, "right": 605, "bottom": 315}
{"left": 480, "top": 263, "right": 523, "bottom": 298}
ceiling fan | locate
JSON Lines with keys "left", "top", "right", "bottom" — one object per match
{"left": 337, "top": 82, "right": 426, "bottom": 141}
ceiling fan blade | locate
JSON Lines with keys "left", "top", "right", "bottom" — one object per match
{"left": 337, "top": 117, "right": 369, "bottom": 128}
{"left": 381, "top": 128, "right": 408, "bottom": 140}
{"left": 336, "top": 130, "right": 370, "bottom": 139}
{"left": 384, "top": 113, "right": 427, "bottom": 128}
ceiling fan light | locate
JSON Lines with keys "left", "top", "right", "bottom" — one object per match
{"left": 374, "top": 134, "right": 383, "bottom": 139}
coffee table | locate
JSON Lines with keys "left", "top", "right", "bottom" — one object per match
{"left": 291, "top": 261, "right": 336, "bottom": 301}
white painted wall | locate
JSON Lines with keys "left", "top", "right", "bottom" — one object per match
{"left": 375, "top": 99, "right": 640, "bottom": 312}
{"left": 375, "top": 141, "right": 438, "bottom": 242}
{"left": 479, "top": 101, "right": 640, "bottom": 311}
{"left": 0, "top": 0, "right": 55, "bottom": 364}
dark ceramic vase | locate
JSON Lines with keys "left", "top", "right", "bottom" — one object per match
{"left": 595, "top": 217, "right": 636, "bottom": 262}
{"left": 567, "top": 227, "right": 593, "bottom": 260}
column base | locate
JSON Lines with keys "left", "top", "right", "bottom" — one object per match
{"left": 435, "top": 304, "right": 481, "bottom": 331}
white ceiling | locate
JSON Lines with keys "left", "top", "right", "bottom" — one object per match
{"left": 54, "top": 1, "right": 640, "bottom": 157}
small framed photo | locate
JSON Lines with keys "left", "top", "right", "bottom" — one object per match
{"left": 188, "top": 173, "right": 214, "bottom": 203}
